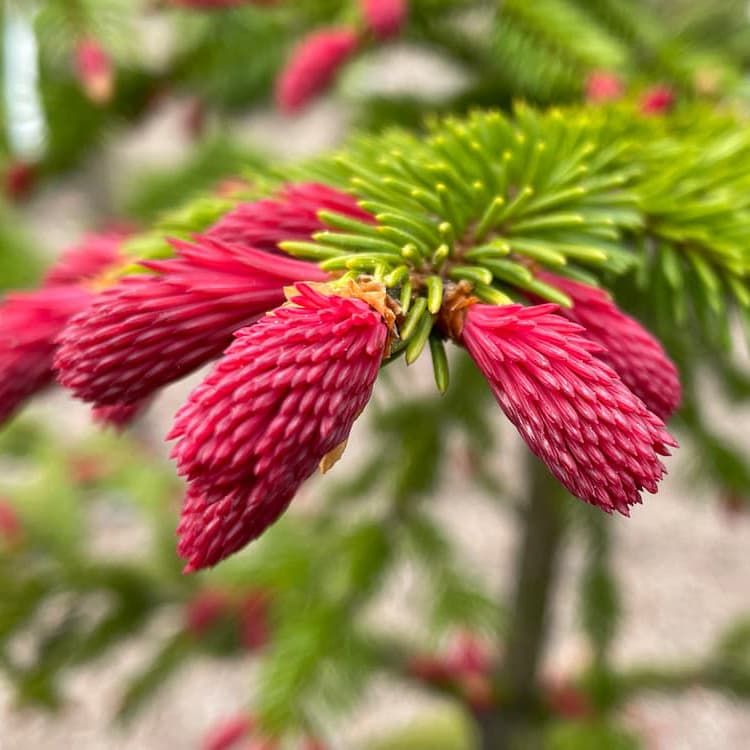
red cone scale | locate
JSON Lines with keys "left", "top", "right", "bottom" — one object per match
{"left": 461, "top": 302, "right": 676, "bottom": 515}
{"left": 172, "top": 282, "right": 390, "bottom": 571}
{"left": 536, "top": 271, "right": 681, "bottom": 420}
{"left": 278, "top": 181, "right": 374, "bottom": 224}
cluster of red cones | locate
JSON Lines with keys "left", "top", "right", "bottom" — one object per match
{"left": 0, "top": 180, "right": 679, "bottom": 571}
{"left": 585, "top": 70, "right": 676, "bottom": 115}
{"left": 407, "top": 631, "right": 592, "bottom": 718}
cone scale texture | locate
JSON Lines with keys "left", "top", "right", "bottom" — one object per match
{"left": 0, "top": 286, "right": 93, "bottom": 424}
{"left": 461, "top": 303, "right": 676, "bottom": 515}
{"left": 55, "top": 237, "right": 326, "bottom": 407}
{"left": 207, "top": 198, "right": 325, "bottom": 252}
{"left": 536, "top": 271, "right": 681, "bottom": 420}
{"left": 172, "top": 283, "right": 389, "bottom": 571}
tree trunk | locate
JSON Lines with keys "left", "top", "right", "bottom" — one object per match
{"left": 478, "top": 453, "right": 567, "bottom": 749}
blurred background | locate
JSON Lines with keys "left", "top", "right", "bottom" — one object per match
{"left": 1, "top": 1, "right": 750, "bottom": 748}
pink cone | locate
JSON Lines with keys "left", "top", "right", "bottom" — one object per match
{"left": 43, "top": 230, "right": 126, "bottom": 287}
{"left": 276, "top": 28, "right": 359, "bottom": 113}
{"left": 3, "top": 161, "right": 37, "bottom": 202}
{"left": 407, "top": 655, "right": 453, "bottom": 685}
{"left": 238, "top": 590, "right": 271, "bottom": 650}
{"left": 0, "top": 286, "right": 93, "bottom": 424}
{"left": 585, "top": 70, "right": 624, "bottom": 103}
{"left": 544, "top": 679, "right": 592, "bottom": 719}
{"left": 444, "top": 632, "right": 494, "bottom": 677}
{"left": 172, "top": 283, "right": 389, "bottom": 571}
{"left": 185, "top": 589, "right": 232, "bottom": 637}
{"left": 461, "top": 303, "right": 677, "bottom": 515}
{"left": 55, "top": 237, "right": 326, "bottom": 407}
{"left": 0, "top": 498, "right": 22, "bottom": 546}
{"left": 361, "top": 0, "right": 408, "bottom": 39}
{"left": 641, "top": 85, "right": 675, "bottom": 115}
{"left": 202, "top": 715, "right": 255, "bottom": 750}
{"left": 74, "top": 38, "right": 114, "bottom": 104}
{"left": 206, "top": 183, "right": 372, "bottom": 252}
{"left": 535, "top": 271, "right": 681, "bottom": 420}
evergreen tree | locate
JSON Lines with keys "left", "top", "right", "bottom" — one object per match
{"left": 2, "top": 2, "right": 750, "bottom": 748}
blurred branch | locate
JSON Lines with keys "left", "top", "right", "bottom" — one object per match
{"left": 478, "top": 453, "right": 567, "bottom": 749}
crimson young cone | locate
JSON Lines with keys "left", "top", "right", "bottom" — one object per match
{"left": 0, "top": 231, "right": 127, "bottom": 424}
{"left": 55, "top": 237, "right": 326, "bottom": 406}
{"left": 172, "top": 282, "right": 390, "bottom": 571}
{"left": 461, "top": 302, "right": 677, "bottom": 515}
{"left": 55, "top": 184, "right": 365, "bottom": 407}
{"left": 0, "top": 287, "right": 93, "bottom": 424}
{"left": 276, "top": 28, "right": 359, "bottom": 113}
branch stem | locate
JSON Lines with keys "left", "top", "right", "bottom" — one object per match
{"left": 478, "top": 453, "right": 567, "bottom": 749}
